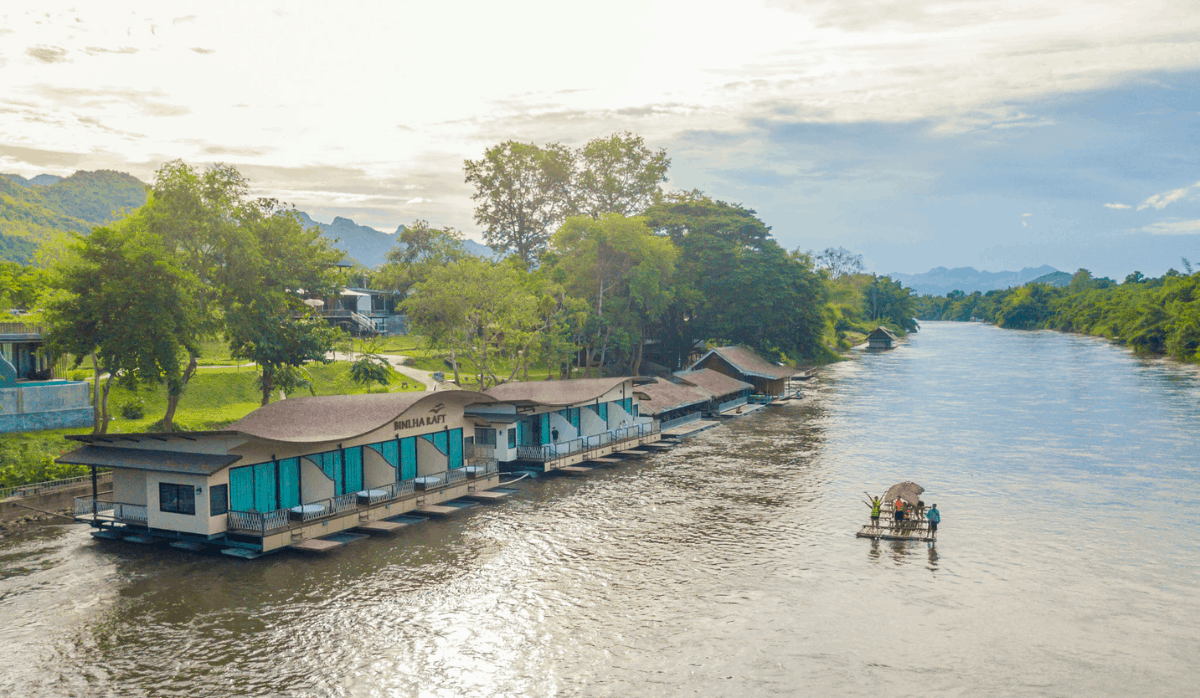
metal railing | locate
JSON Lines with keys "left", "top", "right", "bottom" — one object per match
{"left": 114, "top": 503, "right": 147, "bottom": 524}
{"left": 516, "top": 422, "right": 659, "bottom": 462}
{"left": 227, "top": 509, "right": 290, "bottom": 535}
{"left": 465, "top": 444, "right": 495, "bottom": 462}
{"left": 73, "top": 497, "right": 114, "bottom": 516}
{"left": 446, "top": 468, "right": 466, "bottom": 485}
{"left": 4, "top": 472, "right": 112, "bottom": 501}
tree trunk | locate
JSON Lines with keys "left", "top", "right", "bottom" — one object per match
{"left": 98, "top": 371, "right": 115, "bottom": 435}
{"left": 632, "top": 329, "right": 645, "bottom": 377}
{"left": 450, "top": 348, "right": 461, "bottom": 386}
{"left": 260, "top": 366, "right": 273, "bottom": 406}
{"left": 90, "top": 351, "right": 101, "bottom": 435}
{"left": 162, "top": 354, "right": 198, "bottom": 432}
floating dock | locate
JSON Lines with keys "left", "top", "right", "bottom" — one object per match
{"left": 855, "top": 523, "right": 935, "bottom": 542}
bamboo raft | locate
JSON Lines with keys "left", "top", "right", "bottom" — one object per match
{"left": 856, "top": 501, "right": 937, "bottom": 542}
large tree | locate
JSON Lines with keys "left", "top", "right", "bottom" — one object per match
{"left": 463, "top": 141, "right": 575, "bottom": 266}
{"left": 550, "top": 215, "right": 676, "bottom": 375}
{"left": 574, "top": 132, "right": 670, "bottom": 219}
{"left": 42, "top": 222, "right": 199, "bottom": 433}
{"left": 373, "top": 219, "right": 468, "bottom": 300}
{"left": 402, "top": 257, "right": 548, "bottom": 389}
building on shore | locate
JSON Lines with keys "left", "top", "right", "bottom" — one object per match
{"left": 63, "top": 377, "right": 661, "bottom": 557}
{"left": 1, "top": 321, "right": 93, "bottom": 433}
{"left": 866, "top": 326, "right": 899, "bottom": 350}
{"left": 684, "top": 346, "right": 799, "bottom": 398}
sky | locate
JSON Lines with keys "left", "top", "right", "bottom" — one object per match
{"left": 2, "top": 0, "right": 1200, "bottom": 278}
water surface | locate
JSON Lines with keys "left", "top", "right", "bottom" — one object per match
{"left": 2, "top": 321, "right": 1198, "bottom": 696}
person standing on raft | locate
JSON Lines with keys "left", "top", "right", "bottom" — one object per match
{"left": 927, "top": 504, "right": 940, "bottom": 538}
{"left": 893, "top": 498, "right": 906, "bottom": 529}
{"left": 863, "top": 495, "right": 882, "bottom": 529}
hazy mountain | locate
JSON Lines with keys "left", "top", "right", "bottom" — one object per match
{"left": 890, "top": 265, "right": 1060, "bottom": 295}
{"left": 2, "top": 173, "right": 64, "bottom": 187}
{"left": 0, "top": 169, "right": 494, "bottom": 267}
{"left": 296, "top": 212, "right": 495, "bottom": 268}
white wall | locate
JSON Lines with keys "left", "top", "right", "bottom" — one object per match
{"left": 579, "top": 409, "right": 605, "bottom": 437}
{"left": 607, "top": 402, "right": 633, "bottom": 430}
{"left": 416, "top": 437, "right": 447, "bottom": 476}
{"left": 144, "top": 470, "right": 212, "bottom": 536}
{"left": 362, "top": 447, "right": 395, "bottom": 488}
{"left": 300, "top": 457, "right": 335, "bottom": 502}
{"left": 112, "top": 469, "right": 147, "bottom": 506}
{"left": 548, "top": 411, "right": 577, "bottom": 442}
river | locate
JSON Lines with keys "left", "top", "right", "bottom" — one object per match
{"left": 1, "top": 321, "right": 1198, "bottom": 697}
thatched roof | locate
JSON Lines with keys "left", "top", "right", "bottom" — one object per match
{"left": 485, "top": 377, "right": 632, "bottom": 407}
{"left": 675, "top": 368, "right": 754, "bottom": 399}
{"left": 637, "top": 378, "right": 709, "bottom": 416}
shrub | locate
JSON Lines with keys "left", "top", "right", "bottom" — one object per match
{"left": 70, "top": 371, "right": 87, "bottom": 382}
{"left": 118, "top": 397, "right": 145, "bottom": 420}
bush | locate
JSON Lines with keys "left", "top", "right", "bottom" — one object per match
{"left": 70, "top": 371, "right": 87, "bottom": 382}
{"left": 118, "top": 397, "right": 145, "bottom": 420}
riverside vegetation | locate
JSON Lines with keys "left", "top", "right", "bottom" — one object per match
{"left": 1, "top": 133, "right": 919, "bottom": 487}
{"left": 914, "top": 265, "right": 1200, "bottom": 363}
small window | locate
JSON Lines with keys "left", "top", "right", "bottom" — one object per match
{"left": 508, "top": 428, "right": 516, "bottom": 448}
{"left": 159, "top": 482, "right": 196, "bottom": 515}
{"left": 210, "top": 484, "right": 228, "bottom": 516}
{"left": 475, "top": 428, "right": 497, "bottom": 446}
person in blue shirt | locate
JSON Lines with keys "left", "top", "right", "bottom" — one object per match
{"left": 927, "top": 504, "right": 940, "bottom": 538}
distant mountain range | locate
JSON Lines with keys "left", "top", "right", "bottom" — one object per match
{"left": 0, "top": 170, "right": 492, "bottom": 268}
{"left": 889, "top": 265, "right": 1061, "bottom": 295}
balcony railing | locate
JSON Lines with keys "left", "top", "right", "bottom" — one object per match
{"left": 228, "top": 509, "right": 291, "bottom": 535}
{"left": 516, "top": 422, "right": 659, "bottom": 462}
{"left": 74, "top": 497, "right": 114, "bottom": 516}
{"left": 465, "top": 444, "right": 495, "bottom": 463}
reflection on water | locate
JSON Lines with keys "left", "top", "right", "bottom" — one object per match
{"left": 1, "top": 322, "right": 1199, "bottom": 696}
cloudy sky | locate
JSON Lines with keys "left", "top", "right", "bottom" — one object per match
{"left": 3, "top": 0, "right": 1199, "bottom": 277}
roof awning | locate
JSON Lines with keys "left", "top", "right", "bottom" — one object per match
{"left": 57, "top": 445, "right": 242, "bottom": 476}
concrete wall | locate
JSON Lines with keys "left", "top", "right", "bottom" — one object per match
{"left": 579, "top": 409, "right": 605, "bottom": 438}
{"left": 548, "top": 411, "right": 577, "bottom": 441}
{"left": 0, "top": 382, "right": 94, "bottom": 434}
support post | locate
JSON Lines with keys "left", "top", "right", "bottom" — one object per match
{"left": 90, "top": 465, "right": 98, "bottom": 521}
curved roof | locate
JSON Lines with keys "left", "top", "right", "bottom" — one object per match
{"left": 228, "top": 390, "right": 494, "bottom": 443}
{"left": 484, "top": 376, "right": 630, "bottom": 407}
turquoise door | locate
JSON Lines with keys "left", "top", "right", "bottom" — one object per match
{"left": 279, "top": 458, "right": 300, "bottom": 509}
{"left": 400, "top": 437, "right": 417, "bottom": 480}
{"left": 344, "top": 447, "right": 363, "bottom": 493}
{"left": 448, "top": 428, "right": 463, "bottom": 469}
{"left": 253, "top": 461, "right": 277, "bottom": 512}
{"left": 229, "top": 465, "right": 254, "bottom": 511}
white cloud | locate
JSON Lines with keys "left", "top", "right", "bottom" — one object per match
{"left": 1022, "top": 213, "right": 1032, "bottom": 217}
{"left": 1104, "top": 202, "right": 1131, "bottom": 209}
{"left": 1138, "top": 181, "right": 1200, "bottom": 210}
{"left": 1140, "top": 218, "right": 1200, "bottom": 235}
{"left": 1021, "top": 220, "right": 1029, "bottom": 227}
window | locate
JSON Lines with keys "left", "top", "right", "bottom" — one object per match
{"left": 210, "top": 484, "right": 229, "bottom": 516}
{"left": 475, "top": 428, "right": 497, "bottom": 446}
{"left": 508, "top": 428, "right": 516, "bottom": 448}
{"left": 159, "top": 482, "right": 196, "bottom": 515}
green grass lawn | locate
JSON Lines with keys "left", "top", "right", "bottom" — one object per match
{"left": 0, "top": 360, "right": 424, "bottom": 487}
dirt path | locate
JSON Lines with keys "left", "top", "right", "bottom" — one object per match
{"left": 327, "top": 351, "right": 441, "bottom": 392}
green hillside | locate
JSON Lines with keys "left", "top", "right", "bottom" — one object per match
{"left": 0, "top": 170, "right": 147, "bottom": 263}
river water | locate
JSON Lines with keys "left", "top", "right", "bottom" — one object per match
{"left": 1, "top": 321, "right": 1198, "bottom": 697}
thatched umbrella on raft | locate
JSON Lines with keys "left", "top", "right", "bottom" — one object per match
{"left": 882, "top": 481, "right": 924, "bottom": 508}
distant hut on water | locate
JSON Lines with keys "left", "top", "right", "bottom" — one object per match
{"left": 866, "top": 327, "right": 899, "bottom": 350}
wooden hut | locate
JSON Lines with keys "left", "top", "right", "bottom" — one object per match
{"left": 866, "top": 326, "right": 899, "bottom": 350}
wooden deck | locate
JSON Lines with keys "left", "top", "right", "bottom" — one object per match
{"left": 464, "top": 489, "right": 511, "bottom": 501}
{"left": 661, "top": 420, "right": 720, "bottom": 438}
{"left": 586, "top": 456, "right": 624, "bottom": 464}
{"left": 290, "top": 538, "right": 342, "bottom": 551}
{"left": 416, "top": 504, "right": 460, "bottom": 516}
{"left": 557, "top": 465, "right": 592, "bottom": 474}
{"left": 357, "top": 520, "right": 406, "bottom": 533}
{"left": 720, "top": 403, "right": 766, "bottom": 418}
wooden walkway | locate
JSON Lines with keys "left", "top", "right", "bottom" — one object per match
{"left": 661, "top": 420, "right": 719, "bottom": 438}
